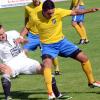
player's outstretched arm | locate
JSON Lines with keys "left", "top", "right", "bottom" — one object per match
{"left": 71, "top": 8, "right": 100, "bottom": 16}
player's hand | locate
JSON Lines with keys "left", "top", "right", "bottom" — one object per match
{"left": 91, "top": 8, "right": 100, "bottom": 12}
{"left": 97, "top": 8, "right": 100, "bottom": 11}
{"left": 15, "top": 37, "right": 28, "bottom": 44}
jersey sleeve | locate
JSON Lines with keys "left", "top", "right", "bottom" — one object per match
{"left": 6, "top": 30, "right": 20, "bottom": 40}
{"left": 25, "top": 6, "right": 29, "bottom": 19}
{"left": 26, "top": 13, "right": 37, "bottom": 29}
{"left": 56, "top": 8, "right": 72, "bottom": 18}
{"left": 26, "top": 17, "right": 33, "bottom": 29}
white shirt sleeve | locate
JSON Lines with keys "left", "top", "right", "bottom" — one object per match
{"left": 6, "top": 30, "right": 20, "bottom": 40}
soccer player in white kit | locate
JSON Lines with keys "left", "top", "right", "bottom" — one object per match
{"left": 0, "top": 25, "right": 67, "bottom": 100}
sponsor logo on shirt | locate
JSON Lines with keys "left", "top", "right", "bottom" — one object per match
{"left": 52, "top": 18, "right": 56, "bottom": 24}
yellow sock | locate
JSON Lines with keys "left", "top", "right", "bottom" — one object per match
{"left": 81, "top": 60, "right": 95, "bottom": 84}
{"left": 53, "top": 57, "right": 60, "bottom": 71}
{"left": 74, "top": 24, "right": 85, "bottom": 39}
{"left": 81, "top": 25, "right": 88, "bottom": 40}
{"left": 44, "top": 67, "right": 52, "bottom": 94}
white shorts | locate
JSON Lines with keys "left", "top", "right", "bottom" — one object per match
{"left": 5, "top": 52, "right": 41, "bottom": 77}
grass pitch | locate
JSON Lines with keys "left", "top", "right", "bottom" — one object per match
{"left": 0, "top": 0, "right": 100, "bottom": 100}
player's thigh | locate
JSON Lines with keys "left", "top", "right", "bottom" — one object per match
{"left": 20, "top": 58, "right": 41, "bottom": 74}
{"left": 59, "top": 38, "right": 79, "bottom": 57}
{"left": 41, "top": 43, "right": 59, "bottom": 58}
{"left": 6, "top": 59, "right": 24, "bottom": 77}
{"left": 5, "top": 57, "right": 40, "bottom": 77}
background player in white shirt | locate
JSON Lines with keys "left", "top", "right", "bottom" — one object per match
{"left": 0, "top": 25, "right": 70, "bottom": 100}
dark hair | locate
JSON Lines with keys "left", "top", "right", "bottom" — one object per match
{"left": 42, "top": 0, "right": 55, "bottom": 12}
{"left": 0, "top": 25, "right": 2, "bottom": 29}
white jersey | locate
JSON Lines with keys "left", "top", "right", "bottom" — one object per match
{"left": 0, "top": 30, "right": 24, "bottom": 63}
{"left": 0, "top": 30, "right": 41, "bottom": 77}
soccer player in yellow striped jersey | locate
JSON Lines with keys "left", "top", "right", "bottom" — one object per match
{"left": 22, "top": 0, "right": 61, "bottom": 75}
{"left": 19, "top": 0, "right": 100, "bottom": 99}
{"left": 70, "top": 0, "right": 89, "bottom": 44}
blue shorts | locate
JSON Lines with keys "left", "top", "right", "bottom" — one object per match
{"left": 72, "top": 6, "right": 85, "bottom": 22}
{"left": 23, "top": 32, "right": 40, "bottom": 51}
{"left": 41, "top": 38, "right": 79, "bottom": 58}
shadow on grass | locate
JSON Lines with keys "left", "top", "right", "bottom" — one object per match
{"left": 0, "top": 90, "right": 47, "bottom": 100}
{"left": 0, "top": 91, "right": 100, "bottom": 100}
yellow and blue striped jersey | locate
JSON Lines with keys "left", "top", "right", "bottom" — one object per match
{"left": 27, "top": 8, "right": 72, "bottom": 44}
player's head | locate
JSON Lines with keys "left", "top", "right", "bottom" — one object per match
{"left": 0, "top": 25, "right": 5, "bottom": 35}
{"left": 32, "top": 0, "right": 40, "bottom": 6}
{"left": 42, "top": 0, "right": 55, "bottom": 19}
{"left": 0, "top": 25, "right": 7, "bottom": 41}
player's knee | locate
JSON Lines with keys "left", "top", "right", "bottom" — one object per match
{"left": 82, "top": 56, "right": 88, "bottom": 63}
{"left": 72, "top": 22, "right": 77, "bottom": 27}
{"left": 43, "top": 59, "right": 53, "bottom": 68}
{"left": 42, "top": 54, "right": 53, "bottom": 67}
{"left": 0, "top": 64, "right": 12, "bottom": 74}
{"left": 77, "top": 51, "right": 89, "bottom": 63}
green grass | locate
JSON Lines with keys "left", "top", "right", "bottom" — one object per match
{"left": 0, "top": 0, "right": 100, "bottom": 100}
